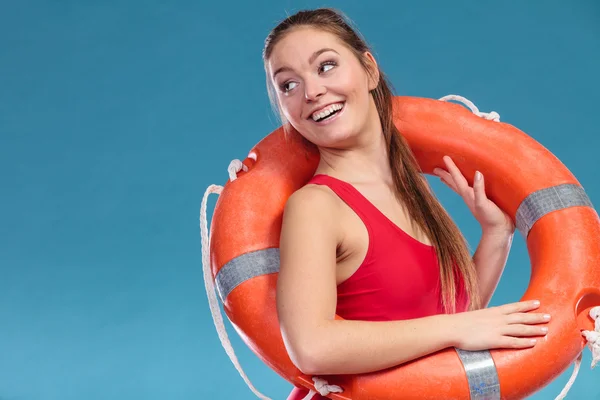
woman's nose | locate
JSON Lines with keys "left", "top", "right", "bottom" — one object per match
{"left": 304, "top": 80, "right": 326, "bottom": 102}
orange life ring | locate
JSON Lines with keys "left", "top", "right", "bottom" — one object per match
{"left": 204, "top": 96, "right": 600, "bottom": 399}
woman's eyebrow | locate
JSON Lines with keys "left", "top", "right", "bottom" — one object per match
{"left": 272, "top": 48, "right": 339, "bottom": 79}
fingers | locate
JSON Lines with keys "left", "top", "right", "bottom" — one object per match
{"left": 494, "top": 337, "right": 539, "bottom": 349}
{"left": 498, "top": 300, "right": 541, "bottom": 314}
{"left": 502, "top": 323, "right": 548, "bottom": 338}
{"left": 442, "top": 156, "right": 470, "bottom": 195}
{"left": 473, "top": 170, "right": 488, "bottom": 208}
{"left": 497, "top": 301, "right": 550, "bottom": 349}
{"left": 434, "top": 157, "right": 486, "bottom": 205}
{"left": 506, "top": 312, "right": 551, "bottom": 325}
{"left": 460, "top": 300, "right": 551, "bottom": 352}
{"left": 433, "top": 168, "right": 457, "bottom": 191}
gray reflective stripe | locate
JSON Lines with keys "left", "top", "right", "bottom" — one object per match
{"left": 515, "top": 184, "right": 593, "bottom": 238}
{"left": 215, "top": 248, "right": 280, "bottom": 301}
{"left": 455, "top": 349, "right": 500, "bottom": 400}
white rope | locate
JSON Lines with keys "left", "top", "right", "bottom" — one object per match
{"left": 228, "top": 159, "right": 248, "bottom": 182}
{"left": 200, "top": 160, "right": 271, "bottom": 400}
{"left": 202, "top": 158, "right": 345, "bottom": 399}
{"left": 583, "top": 306, "right": 600, "bottom": 367}
{"left": 439, "top": 94, "right": 501, "bottom": 122}
{"left": 553, "top": 353, "right": 583, "bottom": 400}
{"left": 301, "top": 390, "right": 317, "bottom": 400}
{"left": 301, "top": 377, "right": 344, "bottom": 400}
{"left": 554, "top": 306, "right": 600, "bottom": 400}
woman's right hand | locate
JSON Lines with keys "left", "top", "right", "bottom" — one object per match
{"left": 448, "top": 300, "right": 550, "bottom": 351}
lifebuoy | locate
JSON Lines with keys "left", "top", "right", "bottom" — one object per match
{"left": 202, "top": 96, "right": 600, "bottom": 399}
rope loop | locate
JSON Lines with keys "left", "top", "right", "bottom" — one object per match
{"left": 439, "top": 94, "right": 501, "bottom": 122}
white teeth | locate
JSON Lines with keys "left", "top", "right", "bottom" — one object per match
{"left": 311, "top": 103, "right": 343, "bottom": 121}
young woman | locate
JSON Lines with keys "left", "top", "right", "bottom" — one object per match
{"left": 262, "top": 8, "right": 550, "bottom": 400}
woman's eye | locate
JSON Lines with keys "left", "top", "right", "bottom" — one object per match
{"left": 281, "top": 81, "right": 298, "bottom": 93}
{"left": 319, "top": 61, "right": 337, "bottom": 73}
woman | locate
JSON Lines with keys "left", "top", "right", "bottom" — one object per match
{"left": 262, "top": 8, "right": 550, "bottom": 400}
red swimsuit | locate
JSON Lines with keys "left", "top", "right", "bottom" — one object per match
{"left": 287, "top": 174, "right": 469, "bottom": 400}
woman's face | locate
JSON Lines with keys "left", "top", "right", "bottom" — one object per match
{"left": 267, "top": 27, "right": 379, "bottom": 149}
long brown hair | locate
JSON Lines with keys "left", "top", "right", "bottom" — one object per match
{"left": 263, "top": 8, "right": 480, "bottom": 313}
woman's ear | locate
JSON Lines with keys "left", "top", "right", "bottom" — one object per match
{"left": 363, "top": 51, "right": 380, "bottom": 91}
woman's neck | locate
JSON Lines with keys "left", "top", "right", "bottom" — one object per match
{"left": 316, "top": 125, "right": 392, "bottom": 185}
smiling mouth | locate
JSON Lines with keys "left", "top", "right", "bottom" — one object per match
{"left": 310, "top": 102, "right": 345, "bottom": 122}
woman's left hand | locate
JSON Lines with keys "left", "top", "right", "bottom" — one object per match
{"left": 433, "top": 156, "right": 515, "bottom": 236}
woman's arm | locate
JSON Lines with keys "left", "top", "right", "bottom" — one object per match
{"left": 432, "top": 156, "right": 516, "bottom": 308}
{"left": 473, "top": 229, "right": 514, "bottom": 307}
{"left": 277, "top": 186, "right": 545, "bottom": 376}
{"left": 277, "top": 186, "right": 454, "bottom": 375}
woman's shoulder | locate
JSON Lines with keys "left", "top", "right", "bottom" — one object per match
{"left": 281, "top": 183, "right": 342, "bottom": 235}
{"left": 285, "top": 182, "right": 339, "bottom": 214}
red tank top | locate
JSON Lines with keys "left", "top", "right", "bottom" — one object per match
{"left": 287, "top": 174, "right": 469, "bottom": 400}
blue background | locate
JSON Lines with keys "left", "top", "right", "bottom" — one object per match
{"left": 1, "top": 1, "right": 599, "bottom": 399}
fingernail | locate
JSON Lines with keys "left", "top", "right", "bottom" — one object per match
{"left": 533, "top": 300, "right": 540, "bottom": 306}
{"left": 543, "top": 314, "right": 551, "bottom": 320}
{"left": 475, "top": 171, "right": 482, "bottom": 181}
{"left": 541, "top": 327, "right": 548, "bottom": 333}
{"left": 531, "top": 339, "right": 537, "bottom": 345}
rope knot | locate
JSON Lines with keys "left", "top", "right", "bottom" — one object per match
{"left": 227, "top": 159, "right": 248, "bottom": 182}
{"left": 479, "top": 110, "right": 501, "bottom": 122}
{"left": 582, "top": 306, "right": 600, "bottom": 368}
{"left": 312, "top": 377, "right": 343, "bottom": 396}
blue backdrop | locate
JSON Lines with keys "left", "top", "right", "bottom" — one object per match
{"left": 1, "top": 1, "right": 599, "bottom": 399}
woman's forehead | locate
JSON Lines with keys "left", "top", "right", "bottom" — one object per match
{"left": 268, "top": 29, "right": 344, "bottom": 69}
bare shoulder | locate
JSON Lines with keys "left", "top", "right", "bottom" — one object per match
{"left": 277, "top": 184, "right": 342, "bottom": 363}
{"left": 280, "top": 183, "right": 341, "bottom": 248}
{"left": 284, "top": 183, "right": 339, "bottom": 218}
